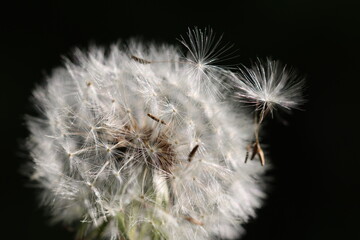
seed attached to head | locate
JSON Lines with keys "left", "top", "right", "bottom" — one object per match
{"left": 147, "top": 113, "right": 167, "bottom": 125}
{"left": 188, "top": 144, "right": 199, "bottom": 162}
{"left": 184, "top": 216, "right": 204, "bottom": 226}
{"left": 131, "top": 55, "right": 152, "bottom": 64}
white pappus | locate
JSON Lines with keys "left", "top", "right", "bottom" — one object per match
{"left": 25, "top": 27, "right": 303, "bottom": 240}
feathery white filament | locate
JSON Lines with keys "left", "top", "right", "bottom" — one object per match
{"left": 234, "top": 58, "right": 304, "bottom": 115}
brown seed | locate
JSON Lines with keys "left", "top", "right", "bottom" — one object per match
{"left": 244, "top": 141, "right": 265, "bottom": 166}
{"left": 147, "top": 113, "right": 167, "bottom": 125}
{"left": 131, "top": 55, "right": 151, "bottom": 64}
{"left": 188, "top": 145, "right": 199, "bottom": 162}
{"left": 184, "top": 216, "right": 204, "bottom": 226}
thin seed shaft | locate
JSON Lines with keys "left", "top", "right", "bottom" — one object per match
{"left": 245, "top": 144, "right": 251, "bottom": 163}
{"left": 244, "top": 107, "right": 266, "bottom": 166}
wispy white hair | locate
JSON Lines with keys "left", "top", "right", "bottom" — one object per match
{"left": 234, "top": 58, "right": 304, "bottom": 115}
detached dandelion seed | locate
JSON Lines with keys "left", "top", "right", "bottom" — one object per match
{"left": 25, "top": 28, "right": 303, "bottom": 240}
{"left": 235, "top": 58, "right": 304, "bottom": 166}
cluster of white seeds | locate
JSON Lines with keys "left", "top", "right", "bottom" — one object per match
{"left": 26, "top": 28, "right": 303, "bottom": 240}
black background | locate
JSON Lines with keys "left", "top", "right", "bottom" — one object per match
{"left": 1, "top": 0, "right": 359, "bottom": 239}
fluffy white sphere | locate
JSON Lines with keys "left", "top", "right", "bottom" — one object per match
{"left": 26, "top": 28, "right": 279, "bottom": 240}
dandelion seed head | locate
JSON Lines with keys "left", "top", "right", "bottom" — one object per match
{"left": 25, "top": 28, "right": 302, "bottom": 240}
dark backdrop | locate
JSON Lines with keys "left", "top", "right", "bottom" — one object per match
{"left": 1, "top": 1, "right": 359, "bottom": 239}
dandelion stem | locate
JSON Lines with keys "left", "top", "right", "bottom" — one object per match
{"left": 117, "top": 213, "right": 130, "bottom": 240}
